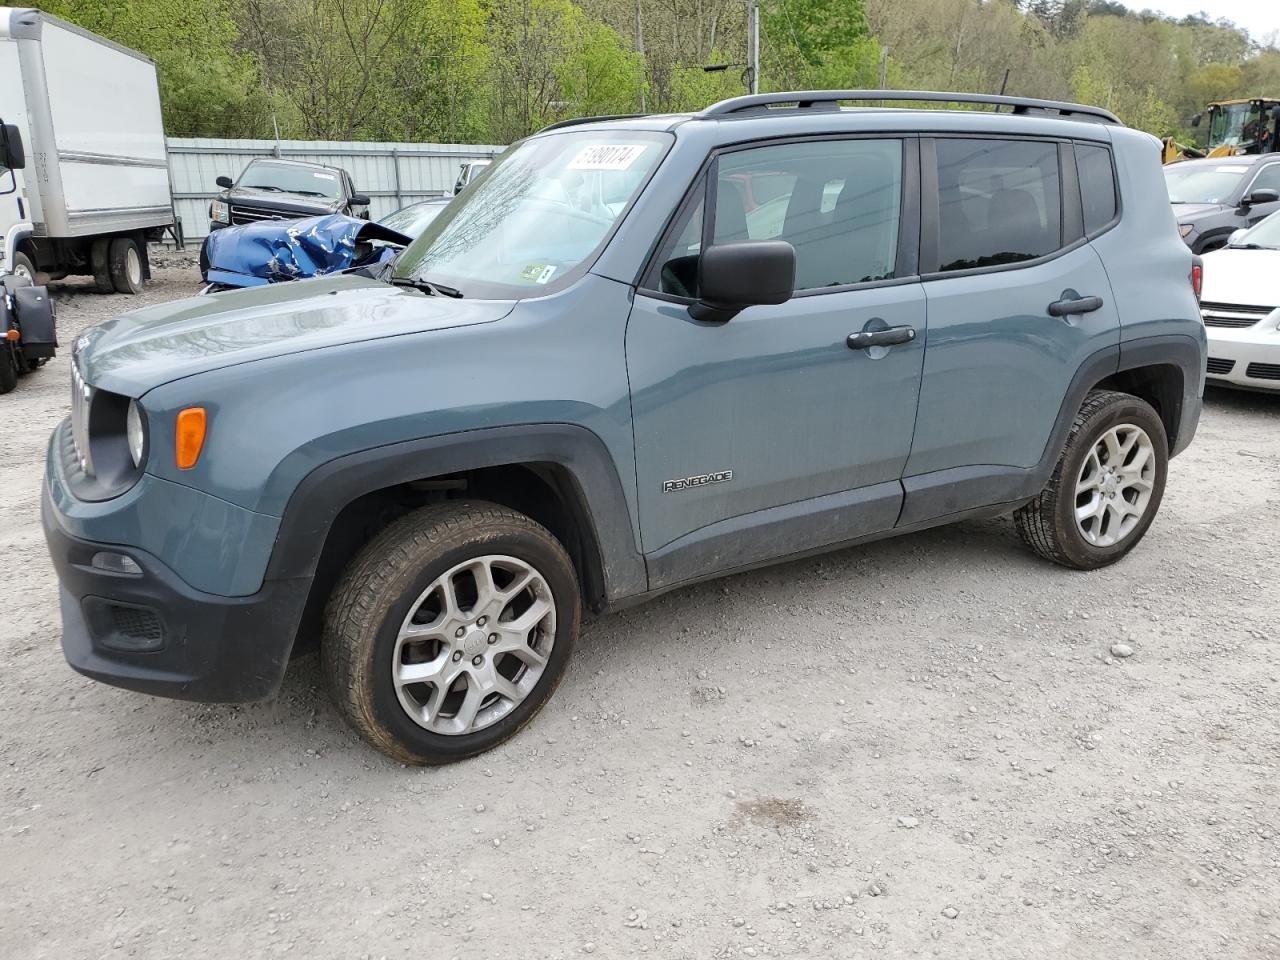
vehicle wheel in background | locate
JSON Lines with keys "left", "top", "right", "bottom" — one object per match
{"left": 10, "top": 251, "right": 35, "bottom": 283}
{"left": 1014, "top": 390, "right": 1168, "bottom": 570}
{"left": 108, "top": 237, "right": 144, "bottom": 294}
{"left": 322, "top": 500, "right": 581, "bottom": 765}
{"left": 90, "top": 238, "right": 114, "bottom": 293}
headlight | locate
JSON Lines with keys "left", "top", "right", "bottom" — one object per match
{"left": 210, "top": 199, "right": 229, "bottom": 223}
{"left": 1178, "top": 224, "right": 1194, "bottom": 238}
{"left": 126, "top": 400, "right": 146, "bottom": 468}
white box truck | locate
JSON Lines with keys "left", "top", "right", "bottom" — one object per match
{"left": 0, "top": 7, "right": 176, "bottom": 293}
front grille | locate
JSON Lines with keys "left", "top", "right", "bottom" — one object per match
{"left": 110, "top": 605, "right": 163, "bottom": 642}
{"left": 229, "top": 204, "right": 304, "bottom": 225}
{"left": 1200, "top": 301, "right": 1276, "bottom": 329}
{"left": 1245, "top": 362, "right": 1280, "bottom": 381}
{"left": 1205, "top": 357, "right": 1235, "bottom": 374}
{"left": 69, "top": 359, "right": 93, "bottom": 475}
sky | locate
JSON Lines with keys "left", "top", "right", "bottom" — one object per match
{"left": 1140, "top": 0, "right": 1278, "bottom": 44}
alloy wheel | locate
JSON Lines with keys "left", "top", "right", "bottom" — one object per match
{"left": 1074, "top": 423, "right": 1156, "bottom": 548}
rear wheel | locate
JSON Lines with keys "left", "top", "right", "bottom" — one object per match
{"left": 10, "top": 251, "right": 35, "bottom": 283}
{"left": 108, "top": 237, "right": 144, "bottom": 294}
{"left": 1014, "top": 390, "right": 1168, "bottom": 570}
{"left": 322, "top": 500, "right": 580, "bottom": 765}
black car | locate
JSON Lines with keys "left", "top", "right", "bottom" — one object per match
{"left": 207, "top": 158, "right": 371, "bottom": 231}
{"left": 1164, "top": 154, "right": 1280, "bottom": 253}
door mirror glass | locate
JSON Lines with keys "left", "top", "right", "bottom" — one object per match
{"left": 1244, "top": 188, "right": 1279, "bottom": 206}
{"left": 690, "top": 241, "right": 795, "bottom": 322}
{"left": 1, "top": 123, "right": 25, "bottom": 170}
{"left": 1191, "top": 113, "right": 1202, "bottom": 128}
{"left": 215, "top": 175, "right": 234, "bottom": 189}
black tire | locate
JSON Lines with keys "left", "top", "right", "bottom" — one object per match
{"left": 90, "top": 238, "right": 114, "bottom": 293}
{"left": 322, "top": 500, "right": 581, "bottom": 765}
{"left": 10, "top": 250, "right": 36, "bottom": 283}
{"left": 108, "top": 237, "right": 144, "bottom": 294}
{"left": 1014, "top": 390, "right": 1168, "bottom": 570}
{"left": 0, "top": 343, "right": 17, "bottom": 394}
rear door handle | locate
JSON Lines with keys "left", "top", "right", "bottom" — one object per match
{"left": 1047, "top": 295, "right": 1104, "bottom": 317}
{"left": 846, "top": 326, "right": 916, "bottom": 350}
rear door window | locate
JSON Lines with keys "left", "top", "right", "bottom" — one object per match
{"left": 1075, "top": 143, "right": 1117, "bottom": 234}
{"left": 933, "top": 138, "right": 1062, "bottom": 272}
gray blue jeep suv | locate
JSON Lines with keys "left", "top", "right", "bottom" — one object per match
{"left": 43, "top": 91, "right": 1206, "bottom": 764}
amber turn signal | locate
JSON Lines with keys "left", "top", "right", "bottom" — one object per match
{"left": 175, "top": 407, "right": 207, "bottom": 470}
{"left": 4, "top": 328, "right": 18, "bottom": 341}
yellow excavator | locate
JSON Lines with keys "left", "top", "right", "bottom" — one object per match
{"left": 1162, "top": 97, "right": 1280, "bottom": 164}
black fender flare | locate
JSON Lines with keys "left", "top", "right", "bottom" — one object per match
{"left": 264, "top": 423, "right": 649, "bottom": 603}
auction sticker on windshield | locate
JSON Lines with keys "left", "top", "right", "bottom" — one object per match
{"left": 568, "top": 144, "right": 648, "bottom": 171}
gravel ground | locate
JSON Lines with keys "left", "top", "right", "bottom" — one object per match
{"left": 2, "top": 259, "right": 1279, "bottom": 959}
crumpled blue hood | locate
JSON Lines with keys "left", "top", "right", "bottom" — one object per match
{"left": 202, "top": 214, "right": 412, "bottom": 286}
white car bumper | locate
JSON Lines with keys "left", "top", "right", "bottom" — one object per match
{"left": 1204, "top": 311, "right": 1280, "bottom": 391}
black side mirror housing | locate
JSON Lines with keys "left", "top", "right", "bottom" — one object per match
{"left": 689, "top": 240, "right": 795, "bottom": 323}
{"left": 1190, "top": 113, "right": 1202, "bottom": 128}
{"left": 349, "top": 193, "right": 370, "bottom": 207}
{"left": 1, "top": 123, "right": 25, "bottom": 170}
{"left": 1243, "top": 188, "right": 1280, "bottom": 207}
{"left": 215, "top": 175, "right": 234, "bottom": 189}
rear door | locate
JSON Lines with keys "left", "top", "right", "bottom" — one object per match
{"left": 901, "top": 136, "right": 1120, "bottom": 523}
{"left": 625, "top": 136, "right": 926, "bottom": 585}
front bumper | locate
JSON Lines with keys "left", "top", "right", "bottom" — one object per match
{"left": 42, "top": 483, "right": 311, "bottom": 703}
{"left": 1205, "top": 329, "right": 1280, "bottom": 392}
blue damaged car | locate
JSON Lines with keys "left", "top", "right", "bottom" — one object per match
{"left": 43, "top": 91, "right": 1205, "bottom": 764}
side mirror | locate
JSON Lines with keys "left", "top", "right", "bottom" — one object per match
{"left": 689, "top": 241, "right": 795, "bottom": 323}
{"left": 1226, "top": 228, "right": 1248, "bottom": 246}
{"left": 1191, "top": 113, "right": 1202, "bottom": 128}
{"left": 349, "top": 193, "right": 370, "bottom": 207}
{"left": 1, "top": 123, "right": 25, "bottom": 170}
{"left": 215, "top": 175, "right": 234, "bottom": 189}
{"left": 1242, "top": 188, "right": 1280, "bottom": 207}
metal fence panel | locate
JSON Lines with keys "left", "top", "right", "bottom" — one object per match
{"left": 166, "top": 138, "right": 504, "bottom": 240}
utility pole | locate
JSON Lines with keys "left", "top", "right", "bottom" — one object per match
{"left": 747, "top": 0, "right": 759, "bottom": 95}
{"left": 635, "top": 0, "right": 646, "bottom": 112}
{"left": 879, "top": 46, "right": 888, "bottom": 90}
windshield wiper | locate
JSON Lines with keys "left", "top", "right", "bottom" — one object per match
{"left": 386, "top": 275, "right": 464, "bottom": 298}
{"left": 245, "top": 184, "right": 284, "bottom": 192}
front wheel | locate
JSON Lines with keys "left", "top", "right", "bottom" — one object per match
{"left": 322, "top": 501, "right": 580, "bottom": 764}
{"left": 1014, "top": 391, "right": 1168, "bottom": 570}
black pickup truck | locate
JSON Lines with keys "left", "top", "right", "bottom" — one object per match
{"left": 207, "top": 158, "right": 370, "bottom": 231}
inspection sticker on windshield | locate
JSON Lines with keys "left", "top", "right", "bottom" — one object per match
{"left": 313, "top": 172, "right": 336, "bottom": 180}
{"left": 519, "top": 263, "right": 557, "bottom": 284}
{"left": 568, "top": 144, "right": 647, "bottom": 171}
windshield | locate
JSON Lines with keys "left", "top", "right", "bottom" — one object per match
{"left": 394, "top": 131, "right": 669, "bottom": 297}
{"left": 379, "top": 201, "right": 449, "bottom": 238}
{"left": 238, "top": 160, "right": 344, "bottom": 200}
{"left": 1163, "top": 163, "right": 1247, "bottom": 204}
{"left": 1234, "top": 210, "right": 1280, "bottom": 249}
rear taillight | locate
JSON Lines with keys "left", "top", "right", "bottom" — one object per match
{"left": 1190, "top": 262, "right": 1202, "bottom": 301}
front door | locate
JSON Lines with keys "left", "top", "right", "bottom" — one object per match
{"left": 625, "top": 136, "right": 926, "bottom": 586}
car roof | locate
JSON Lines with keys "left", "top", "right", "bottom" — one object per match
{"left": 246, "top": 157, "right": 342, "bottom": 173}
{"left": 531, "top": 92, "right": 1133, "bottom": 149}
{"left": 1172, "top": 155, "right": 1274, "bottom": 170}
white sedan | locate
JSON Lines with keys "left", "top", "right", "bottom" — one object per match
{"left": 1200, "top": 210, "right": 1280, "bottom": 392}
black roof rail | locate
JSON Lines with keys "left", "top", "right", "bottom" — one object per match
{"left": 700, "top": 90, "right": 1122, "bottom": 125}
{"left": 537, "top": 114, "right": 643, "bottom": 133}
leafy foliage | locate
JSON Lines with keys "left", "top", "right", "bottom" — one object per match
{"left": 37, "top": 0, "right": 1280, "bottom": 143}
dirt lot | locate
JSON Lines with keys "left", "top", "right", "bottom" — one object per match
{"left": 2, "top": 259, "right": 1278, "bottom": 959}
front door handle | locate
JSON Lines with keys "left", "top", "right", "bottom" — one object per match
{"left": 1047, "top": 295, "right": 1104, "bottom": 317}
{"left": 847, "top": 326, "right": 916, "bottom": 350}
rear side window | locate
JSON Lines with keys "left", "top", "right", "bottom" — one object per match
{"left": 1076, "top": 143, "right": 1117, "bottom": 234}
{"left": 934, "top": 138, "right": 1062, "bottom": 272}
{"left": 1250, "top": 162, "right": 1280, "bottom": 193}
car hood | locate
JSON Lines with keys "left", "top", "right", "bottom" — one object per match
{"left": 1170, "top": 202, "right": 1227, "bottom": 221}
{"left": 1199, "top": 248, "right": 1280, "bottom": 308}
{"left": 76, "top": 274, "right": 515, "bottom": 397}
